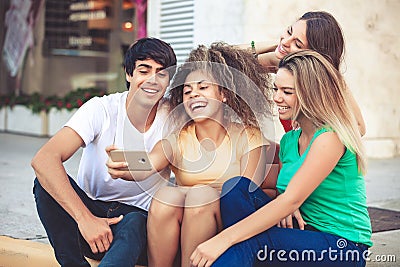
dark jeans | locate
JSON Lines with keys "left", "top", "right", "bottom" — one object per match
{"left": 212, "top": 176, "right": 368, "bottom": 267}
{"left": 33, "top": 177, "right": 148, "bottom": 267}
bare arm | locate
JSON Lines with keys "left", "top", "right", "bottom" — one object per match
{"left": 190, "top": 132, "right": 345, "bottom": 266}
{"left": 106, "top": 139, "right": 172, "bottom": 181}
{"left": 32, "top": 127, "right": 90, "bottom": 222}
{"left": 260, "top": 142, "right": 280, "bottom": 199}
{"left": 235, "top": 41, "right": 280, "bottom": 72}
{"left": 31, "top": 127, "right": 122, "bottom": 254}
{"left": 258, "top": 53, "right": 280, "bottom": 73}
{"left": 235, "top": 41, "right": 277, "bottom": 54}
{"left": 240, "top": 145, "right": 267, "bottom": 187}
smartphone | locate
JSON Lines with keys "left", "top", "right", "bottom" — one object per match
{"left": 110, "top": 150, "right": 152, "bottom": 171}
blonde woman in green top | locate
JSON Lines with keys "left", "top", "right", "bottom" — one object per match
{"left": 190, "top": 50, "right": 372, "bottom": 267}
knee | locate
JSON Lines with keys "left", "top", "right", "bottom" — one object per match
{"left": 112, "top": 212, "right": 147, "bottom": 247}
{"left": 184, "top": 185, "right": 220, "bottom": 207}
{"left": 221, "top": 176, "right": 251, "bottom": 199}
{"left": 149, "top": 200, "right": 183, "bottom": 223}
{"left": 123, "top": 211, "right": 147, "bottom": 225}
{"left": 119, "top": 211, "right": 147, "bottom": 231}
{"left": 33, "top": 178, "right": 43, "bottom": 194}
{"left": 33, "top": 178, "right": 50, "bottom": 202}
{"left": 33, "top": 177, "right": 76, "bottom": 201}
{"left": 152, "top": 186, "right": 185, "bottom": 207}
{"left": 184, "top": 203, "right": 218, "bottom": 220}
{"left": 211, "top": 242, "right": 251, "bottom": 267}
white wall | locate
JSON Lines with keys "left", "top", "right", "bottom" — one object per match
{"left": 192, "top": 0, "right": 244, "bottom": 46}
{"left": 241, "top": 0, "right": 400, "bottom": 158}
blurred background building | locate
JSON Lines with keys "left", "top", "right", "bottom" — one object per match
{"left": 0, "top": 0, "right": 142, "bottom": 96}
{"left": 0, "top": 0, "right": 399, "bottom": 158}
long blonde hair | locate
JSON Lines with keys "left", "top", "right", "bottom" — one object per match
{"left": 279, "top": 50, "right": 366, "bottom": 174}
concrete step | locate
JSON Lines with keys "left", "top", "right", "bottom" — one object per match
{"left": 0, "top": 236, "right": 146, "bottom": 267}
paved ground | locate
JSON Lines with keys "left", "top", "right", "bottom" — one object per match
{"left": 0, "top": 132, "right": 399, "bottom": 266}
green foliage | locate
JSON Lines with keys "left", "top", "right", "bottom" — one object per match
{"left": 0, "top": 88, "right": 106, "bottom": 114}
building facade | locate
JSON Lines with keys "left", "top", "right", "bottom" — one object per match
{"left": 0, "top": 0, "right": 399, "bottom": 158}
{"left": 147, "top": 0, "right": 400, "bottom": 158}
{"left": 0, "top": 0, "right": 140, "bottom": 97}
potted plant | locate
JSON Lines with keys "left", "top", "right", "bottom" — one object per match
{"left": 1, "top": 87, "right": 106, "bottom": 136}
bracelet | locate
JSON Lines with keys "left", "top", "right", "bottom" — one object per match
{"left": 251, "top": 40, "right": 258, "bottom": 58}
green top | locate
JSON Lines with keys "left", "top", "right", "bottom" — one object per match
{"left": 277, "top": 128, "right": 372, "bottom": 246}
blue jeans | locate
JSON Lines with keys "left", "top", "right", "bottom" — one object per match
{"left": 33, "top": 177, "right": 148, "bottom": 267}
{"left": 212, "top": 176, "right": 368, "bottom": 267}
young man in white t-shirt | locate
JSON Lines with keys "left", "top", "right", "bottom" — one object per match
{"left": 32, "top": 37, "right": 177, "bottom": 267}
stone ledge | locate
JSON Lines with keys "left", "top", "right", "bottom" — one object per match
{"left": 0, "top": 236, "right": 145, "bottom": 267}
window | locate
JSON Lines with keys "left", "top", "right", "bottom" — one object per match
{"left": 159, "top": 0, "right": 194, "bottom": 64}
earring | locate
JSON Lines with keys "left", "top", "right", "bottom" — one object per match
{"left": 222, "top": 97, "right": 227, "bottom": 103}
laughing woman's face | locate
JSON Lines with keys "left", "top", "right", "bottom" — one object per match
{"left": 275, "top": 20, "right": 309, "bottom": 59}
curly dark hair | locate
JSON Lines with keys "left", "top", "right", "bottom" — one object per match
{"left": 167, "top": 42, "right": 273, "bottom": 129}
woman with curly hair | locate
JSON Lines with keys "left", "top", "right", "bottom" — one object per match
{"left": 107, "top": 42, "right": 275, "bottom": 266}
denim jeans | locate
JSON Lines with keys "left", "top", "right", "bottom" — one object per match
{"left": 212, "top": 176, "right": 368, "bottom": 267}
{"left": 33, "top": 177, "right": 148, "bottom": 267}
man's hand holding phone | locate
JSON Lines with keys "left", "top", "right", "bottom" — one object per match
{"left": 106, "top": 145, "right": 135, "bottom": 181}
{"left": 106, "top": 145, "right": 154, "bottom": 181}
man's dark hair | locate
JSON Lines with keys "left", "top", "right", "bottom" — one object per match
{"left": 123, "top": 37, "right": 177, "bottom": 89}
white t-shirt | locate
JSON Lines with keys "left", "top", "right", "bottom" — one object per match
{"left": 65, "top": 91, "right": 170, "bottom": 211}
